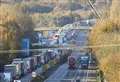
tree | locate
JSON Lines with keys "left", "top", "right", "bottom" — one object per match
{"left": 0, "top": 4, "right": 35, "bottom": 65}
{"left": 89, "top": 0, "right": 120, "bottom": 82}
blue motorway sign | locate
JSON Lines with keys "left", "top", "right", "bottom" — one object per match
{"left": 21, "top": 38, "right": 30, "bottom": 57}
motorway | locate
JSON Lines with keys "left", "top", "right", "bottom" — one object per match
{"left": 44, "top": 25, "right": 98, "bottom": 82}
{"left": 20, "top": 67, "right": 43, "bottom": 82}
{"left": 44, "top": 19, "right": 99, "bottom": 82}
{"left": 17, "top": 19, "right": 95, "bottom": 82}
{"left": 44, "top": 51, "right": 98, "bottom": 82}
{"left": 45, "top": 65, "right": 97, "bottom": 82}
{"left": 18, "top": 27, "right": 89, "bottom": 82}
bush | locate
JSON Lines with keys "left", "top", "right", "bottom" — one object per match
{"left": 89, "top": 0, "right": 120, "bottom": 82}
{"left": 0, "top": 4, "right": 35, "bottom": 64}
{"left": 31, "top": 76, "right": 45, "bottom": 82}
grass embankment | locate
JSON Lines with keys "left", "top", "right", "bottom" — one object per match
{"left": 90, "top": 0, "right": 120, "bottom": 82}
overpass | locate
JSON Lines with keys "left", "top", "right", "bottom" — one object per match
{"left": 34, "top": 20, "right": 94, "bottom": 32}
{"left": 34, "top": 19, "right": 97, "bottom": 31}
{"left": 34, "top": 26, "right": 92, "bottom": 31}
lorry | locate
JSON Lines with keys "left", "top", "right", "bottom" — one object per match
{"left": 4, "top": 64, "right": 17, "bottom": 81}
{"left": 41, "top": 55, "right": 45, "bottom": 65}
{"left": 12, "top": 60, "right": 24, "bottom": 79}
{"left": 13, "top": 58, "right": 29, "bottom": 75}
{"left": 34, "top": 55, "right": 42, "bottom": 67}
{"left": 68, "top": 56, "right": 77, "bottom": 70}
{"left": 79, "top": 55, "right": 90, "bottom": 69}
{"left": 22, "top": 58, "right": 32, "bottom": 73}
{"left": 32, "top": 56, "right": 38, "bottom": 69}
{"left": 30, "top": 57, "right": 36, "bottom": 71}
{"left": 3, "top": 72, "right": 12, "bottom": 82}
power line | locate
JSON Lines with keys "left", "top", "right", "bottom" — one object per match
{"left": 87, "top": 0, "right": 102, "bottom": 19}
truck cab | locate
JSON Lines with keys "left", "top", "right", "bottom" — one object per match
{"left": 80, "top": 55, "right": 90, "bottom": 69}
{"left": 4, "top": 64, "right": 17, "bottom": 81}
{"left": 68, "top": 56, "right": 77, "bottom": 70}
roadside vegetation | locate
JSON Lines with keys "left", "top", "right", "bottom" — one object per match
{"left": 0, "top": 0, "right": 94, "bottom": 69}
{"left": 15, "top": 0, "right": 94, "bottom": 27}
{"left": 31, "top": 76, "right": 45, "bottom": 82}
{"left": 0, "top": 4, "right": 35, "bottom": 65}
{"left": 90, "top": 0, "right": 120, "bottom": 82}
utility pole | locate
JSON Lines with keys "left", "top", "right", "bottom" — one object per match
{"left": 87, "top": 0, "right": 101, "bottom": 19}
{"left": 70, "top": 0, "right": 73, "bottom": 22}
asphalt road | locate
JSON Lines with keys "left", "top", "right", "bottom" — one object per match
{"left": 45, "top": 59, "right": 97, "bottom": 82}
{"left": 44, "top": 27, "right": 97, "bottom": 82}
{"left": 20, "top": 67, "right": 43, "bottom": 82}
{"left": 44, "top": 63, "right": 68, "bottom": 82}
{"left": 16, "top": 20, "right": 95, "bottom": 82}
{"left": 45, "top": 60, "right": 97, "bottom": 82}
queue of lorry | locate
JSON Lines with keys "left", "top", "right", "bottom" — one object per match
{"left": 2, "top": 50, "right": 66, "bottom": 82}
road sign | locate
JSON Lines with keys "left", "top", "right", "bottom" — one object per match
{"left": 21, "top": 38, "right": 30, "bottom": 57}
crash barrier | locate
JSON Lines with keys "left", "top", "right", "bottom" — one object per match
{"left": 45, "top": 78, "right": 98, "bottom": 82}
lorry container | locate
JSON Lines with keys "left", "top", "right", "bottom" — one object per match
{"left": 0, "top": 73, "right": 5, "bottom": 82}
{"left": 46, "top": 54, "right": 51, "bottom": 64}
{"left": 46, "top": 51, "right": 52, "bottom": 60}
{"left": 34, "top": 55, "right": 41, "bottom": 67}
{"left": 32, "top": 56, "right": 37, "bottom": 69}
{"left": 23, "top": 58, "right": 31, "bottom": 73}
{"left": 3, "top": 72, "right": 12, "bottom": 82}
{"left": 41, "top": 55, "right": 45, "bottom": 65}
{"left": 4, "top": 64, "right": 17, "bottom": 80}
{"left": 30, "top": 57, "right": 36, "bottom": 71}
{"left": 42, "top": 54, "right": 49, "bottom": 64}
{"left": 12, "top": 61, "right": 24, "bottom": 79}
{"left": 13, "top": 58, "right": 29, "bottom": 75}
{"left": 23, "top": 57, "right": 36, "bottom": 72}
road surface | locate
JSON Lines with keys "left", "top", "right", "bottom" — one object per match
{"left": 45, "top": 57, "right": 97, "bottom": 82}
{"left": 44, "top": 23, "right": 97, "bottom": 82}
{"left": 20, "top": 67, "right": 43, "bottom": 82}
{"left": 45, "top": 56, "right": 98, "bottom": 82}
{"left": 17, "top": 19, "right": 96, "bottom": 82}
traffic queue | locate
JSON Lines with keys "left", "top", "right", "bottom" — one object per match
{"left": 68, "top": 52, "right": 97, "bottom": 70}
{"left": 3, "top": 49, "right": 67, "bottom": 82}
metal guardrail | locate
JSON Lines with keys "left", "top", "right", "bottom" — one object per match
{"left": 45, "top": 78, "right": 97, "bottom": 82}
